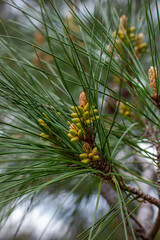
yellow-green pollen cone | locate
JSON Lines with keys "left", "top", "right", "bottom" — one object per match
{"left": 68, "top": 123, "right": 84, "bottom": 142}
{"left": 119, "top": 102, "right": 131, "bottom": 117}
{"left": 107, "top": 15, "right": 147, "bottom": 58}
{"left": 68, "top": 92, "right": 99, "bottom": 140}
{"left": 38, "top": 109, "right": 58, "bottom": 142}
{"left": 80, "top": 142, "right": 99, "bottom": 164}
{"left": 38, "top": 117, "right": 51, "bottom": 140}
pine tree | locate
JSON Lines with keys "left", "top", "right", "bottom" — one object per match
{"left": 0, "top": 0, "right": 160, "bottom": 239}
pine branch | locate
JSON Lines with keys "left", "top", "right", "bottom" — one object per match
{"left": 0, "top": 1, "right": 160, "bottom": 239}
{"left": 148, "top": 145, "right": 160, "bottom": 239}
{"left": 122, "top": 184, "right": 160, "bottom": 208}
{"left": 148, "top": 209, "right": 160, "bottom": 239}
{"left": 137, "top": 156, "right": 154, "bottom": 229}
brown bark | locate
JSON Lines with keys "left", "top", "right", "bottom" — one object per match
{"left": 122, "top": 184, "right": 160, "bottom": 209}
{"left": 136, "top": 156, "right": 154, "bottom": 229}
